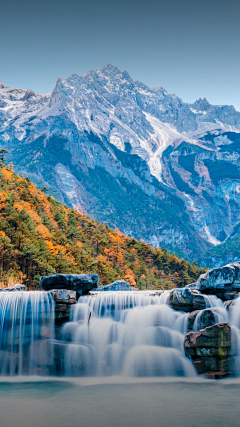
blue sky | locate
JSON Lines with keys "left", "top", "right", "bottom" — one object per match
{"left": 1, "top": 0, "right": 240, "bottom": 109}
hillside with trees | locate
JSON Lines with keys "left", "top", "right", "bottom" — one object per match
{"left": 0, "top": 164, "right": 206, "bottom": 289}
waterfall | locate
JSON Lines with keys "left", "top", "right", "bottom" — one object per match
{"left": 192, "top": 295, "right": 228, "bottom": 332}
{"left": 0, "top": 291, "right": 54, "bottom": 376}
{"left": 204, "top": 294, "right": 226, "bottom": 309}
{"left": 228, "top": 296, "right": 240, "bottom": 376}
{"left": 3, "top": 289, "right": 240, "bottom": 378}
{"left": 62, "top": 291, "right": 195, "bottom": 377}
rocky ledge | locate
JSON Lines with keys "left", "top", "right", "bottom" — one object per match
{"left": 193, "top": 262, "right": 240, "bottom": 301}
{"left": 40, "top": 274, "right": 98, "bottom": 293}
{"left": 169, "top": 288, "right": 206, "bottom": 312}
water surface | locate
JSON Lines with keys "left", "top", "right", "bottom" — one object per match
{"left": 1, "top": 378, "right": 240, "bottom": 427}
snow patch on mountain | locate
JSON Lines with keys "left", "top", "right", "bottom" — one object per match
{"left": 143, "top": 113, "right": 182, "bottom": 181}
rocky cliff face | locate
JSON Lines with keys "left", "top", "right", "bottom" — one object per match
{"left": 1, "top": 66, "right": 240, "bottom": 262}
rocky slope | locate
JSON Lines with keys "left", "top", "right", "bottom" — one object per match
{"left": 1, "top": 65, "right": 240, "bottom": 262}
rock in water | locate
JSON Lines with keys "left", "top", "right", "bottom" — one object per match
{"left": 187, "top": 308, "right": 221, "bottom": 332}
{"left": 13, "top": 284, "right": 26, "bottom": 291}
{"left": 169, "top": 288, "right": 206, "bottom": 312}
{"left": 97, "top": 279, "right": 134, "bottom": 291}
{"left": 50, "top": 289, "right": 78, "bottom": 336}
{"left": 196, "top": 262, "right": 240, "bottom": 300}
{"left": 40, "top": 274, "right": 98, "bottom": 293}
{"left": 184, "top": 323, "right": 234, "bottom": 378}
{"left": 0, "top": 284, "right": 26, "bottom": 292}
{"left": 50, "top": 289, "right": 77, "bottom": 304}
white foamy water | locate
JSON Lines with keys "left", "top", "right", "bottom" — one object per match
{"left": 2, "top": 289, "right": 240, "bottom": 378}
{"left": 0, "top": 291, "right": 54, "bottom": 375}
{"left": 62, "top": 291, "right": 195, "bottom": 377}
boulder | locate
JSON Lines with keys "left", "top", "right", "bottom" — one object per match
{"left": 184, "top": 323, "right": 234, "bottom": 377}
{"left": 50, "top": 289, "right": 77, "bottom": 304}
{"left": 40, "top": 274, "right": 98, "bottom": 293}
{"left": 97, "top": 279, "right": 134, "bottom": 291}
{"left": 187, "top": 308, "right": 221, "bottom": 332}
{"left": 169, "top": 288, "right": 206, "bottom": 312}
{"left": 195, "top": 262, "right": 240, "bottom": 300}
{"left": 185, "top": 322, "right": 231, "bottom": 351}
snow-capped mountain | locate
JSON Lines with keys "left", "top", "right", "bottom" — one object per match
{"left": 1, "top": 65, "right": 240, "bottom": 263}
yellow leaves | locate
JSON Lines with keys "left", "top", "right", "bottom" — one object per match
{"left": 130, "top": 248, "right": 138, "bottom": 254}
{"left": 13, "top": 202, "right": 23, "bottom": 212}
{"left": 65, "top": 253, "right": 78, "bottom": 266}
{"left": 0, "top": 231, "right": 6, "bottom": 237}
{"left": 134, "top": 259, "right": 141, "bottom": 269}
{"left": 109, "top": 231, "right": 124, "bottom": 246}
{"left": 2, "top": 167, "right": 13, "bottom": 181}
{"left": 103, "top": 247, "right": 111, "bottom": 257}
{"left": 46, "top": 241, "right": 59, "bottom": 256}
{"left": 123, "top": 268, "right": 136, "bottom": 287}
{"left": 0, "top": 192, "right": 6, "bottom": 200}
{"left": 35, "top": 224, "right": 52, "bottom": 240}
{"left": 14, "top": 201, "right": 42, "bottom": 223}
{"left": 0, "top": 192, "right": 7, "bottom": 209}
{"left": 28, "top": 184, "right": 40, "bottom": 198}
{"left": 97, "top": 254, "right": 109, "bottom": 266}
{"left": 75, "top": 241, "right": 83, "bottom": 249}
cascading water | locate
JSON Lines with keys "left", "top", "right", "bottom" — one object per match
{"left": 0, "top": 291, "right": 54, "bottom": 376}
{"left": 193, "top": 295, "right": 228, "bottom": 332}
{"left": 3, "top": 289, "right": 240, "bottom": 378}
{"left": 228, "top": 297, "right": 240, "bottom": 376}
{"left": 62, "top": 291, "right": 195, "bottom": 377}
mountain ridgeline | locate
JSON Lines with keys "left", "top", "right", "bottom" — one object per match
{"left": 0, "top": 166, "right": 205, "bottom": 289}
{"left": 1, "top": 65, "right": 240, "bottom": 266}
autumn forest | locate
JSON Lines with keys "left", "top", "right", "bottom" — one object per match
{"left": 0, "top": 165, "right": 205, "bottom": 289}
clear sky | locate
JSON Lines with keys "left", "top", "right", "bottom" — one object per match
{"left": 1, "top": 0, "right": 240, "bottom": 109}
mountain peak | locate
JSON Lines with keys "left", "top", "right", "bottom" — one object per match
{"left": 0, "top": 79, "right": 6, "bottom": 89}
{"left": 100, "top": 63, "right": 121, "bottom": 75}
{"left": 192, "top": 97, "right": 210, "bottom": 111}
